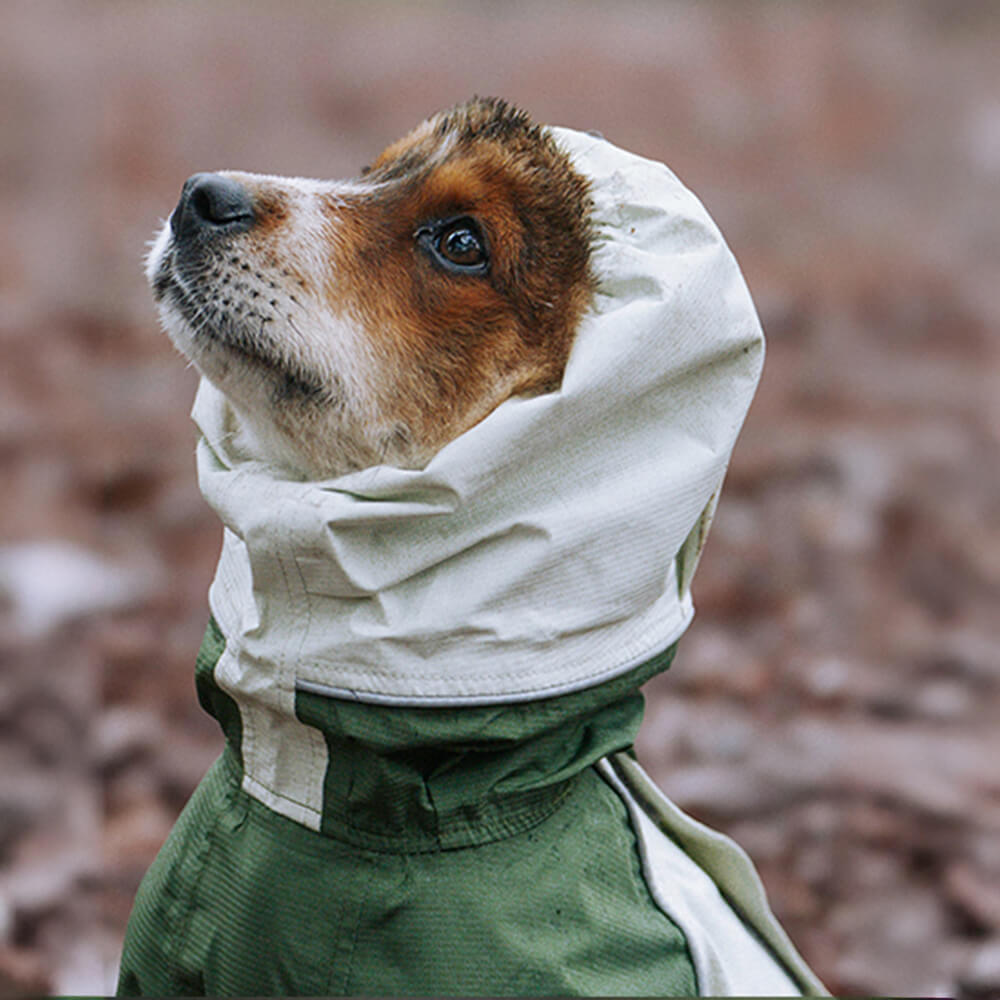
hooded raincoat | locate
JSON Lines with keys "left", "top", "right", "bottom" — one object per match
{"left": 117, "top": 126, "right": 827, "bottom": 997}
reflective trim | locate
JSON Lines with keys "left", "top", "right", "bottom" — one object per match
{"left": 598, "top": 754, "right": 829, "bottom": 997}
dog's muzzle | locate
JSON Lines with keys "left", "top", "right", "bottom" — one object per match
{"left": 170, "top": 172, "right": 255, "bottom": 243}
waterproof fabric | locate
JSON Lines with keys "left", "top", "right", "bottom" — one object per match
{"left": 193, "top": 123, "right": 765, "bottom": 716}
{"left": 118, "top": 623, "right": 700, "bottom": 996}
{"left": 600, "top": 755, "right": 827, "bottom": 995}
{"left": 117, "top": 753, "right": 701, "bottom": 997}
{"left": 118, "top": 624, "right": 824, "bottom": 996}
{"left": 119, "top": 124, "right": 828, "bottom": 996}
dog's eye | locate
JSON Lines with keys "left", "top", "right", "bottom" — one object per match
{"left": 439, "top": 222, "right": 485, "bottom": 267}
{"left": 417, "top": 217, "right": 489, "bottom": 274}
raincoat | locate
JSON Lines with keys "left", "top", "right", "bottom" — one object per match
{"left": 117, "top": 125, "right": 827, "bottom": 996}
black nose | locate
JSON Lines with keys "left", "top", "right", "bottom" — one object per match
{"left": 171, "top": 173, "right": 255, "bottom": 239}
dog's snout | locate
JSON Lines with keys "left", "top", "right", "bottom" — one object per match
{"left": 171, "top": 173, "right": 255, "bottom": 239}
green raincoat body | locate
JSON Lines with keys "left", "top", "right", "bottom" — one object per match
{"left": 118, "top": 625, "right": 822, "bottom": 996}
{"left": 119, "top": 124, "right": 827, "bottom": 996}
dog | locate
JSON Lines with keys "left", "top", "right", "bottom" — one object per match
{"left": 121, "top": 98, "right": 824, "bottom": 996}
{"left": 146, "top": 97, "right": 594, "bottom": 480}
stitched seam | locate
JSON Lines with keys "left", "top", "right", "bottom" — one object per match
{"left": 164, "top": 765, "right": 234, "bottom": 990}
{"left": 244, "top": 772, "right": 583, "bottom": 857}
{"left": 329, "top": 854, "right": 380, "bottom": 996}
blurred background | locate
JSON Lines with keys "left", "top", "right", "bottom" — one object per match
{"left": 1, "top": 1, "right": 998, "bottom": 995}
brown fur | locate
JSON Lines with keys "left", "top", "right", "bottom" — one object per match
{"left": 149, "top": 97, "right": 595, "bottom": 477}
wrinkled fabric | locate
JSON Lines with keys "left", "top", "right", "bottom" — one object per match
{"left": 194, "top": 125, "right": 765, "bottom": 712}
{"left": 118, "top": 124, "right": 830, "bottom": 998}
{"left": 118, "top": 625, "right": 700, "bottom": 997}
{"left": 118, "top": 625, "right": 825, "bottom": 997}
{"left": 600, "top": 755, "right": 827, "bottom": 995}
{"left": 117, "top": 753, "right": 700, "bottom": 997}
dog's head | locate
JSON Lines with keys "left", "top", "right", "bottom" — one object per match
{"left": 147, "top": 98, "right": 595, "bottom": 478}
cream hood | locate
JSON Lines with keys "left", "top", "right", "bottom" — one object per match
{"left": 192, "top": 125, "right": 765, "bottom": 706}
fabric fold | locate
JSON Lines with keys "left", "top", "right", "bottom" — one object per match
{"left": 193, "top": 124, "right": 765, "bottom": 706}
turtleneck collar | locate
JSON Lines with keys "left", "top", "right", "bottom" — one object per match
{"left": 198, "top": 617, "right": 677, "bottom": 851}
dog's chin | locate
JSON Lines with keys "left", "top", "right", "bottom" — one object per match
{"left": 155, "top": 308, "right": 399, "bottom": 481}
{"left": 231, "top": 402, "right": 423, "bottom": 482}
